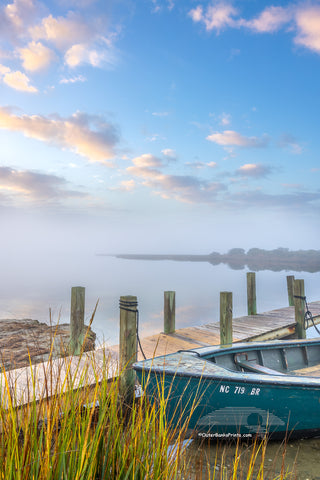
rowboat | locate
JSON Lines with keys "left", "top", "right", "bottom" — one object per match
{"left": 133, "top": 339, "right": 320, "bottom": 439}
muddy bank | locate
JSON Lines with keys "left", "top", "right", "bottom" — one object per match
{"left": 0, "top": 319, "right": 96, "bottom": 371}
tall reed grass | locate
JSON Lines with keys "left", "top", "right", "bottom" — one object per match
{"left": 0, "top": 335, "right": 296, "bottom": 479}
{"left": 0, "top": 344, "right": 195, "bottom": 479}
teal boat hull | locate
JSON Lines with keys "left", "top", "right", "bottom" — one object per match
{"left": 133, "top": 339, "right": 320, "bottom": 439}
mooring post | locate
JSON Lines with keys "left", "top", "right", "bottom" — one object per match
{"left": 164, "top": 291, "right": 176, "bottom": 334}
{"left": 119, "top": 295, "right": 138, "bottom": 402}
{"left": 293, "top": 279, "right": 306, "bottom": 339}
{"left": 220, "top": 292, "right": 233, "bottom": 346}
{"left": 70, "top": 286, "right": 85, "bottom": 355}
{"left": 286, "top": 275, "right": 295, "bottom": 307}
{"left": 247, "top": 272, "right": 257, "bottom": 315}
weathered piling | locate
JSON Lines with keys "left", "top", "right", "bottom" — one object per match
{"left": 119, "top": 295, "right": 138, "bottom": 401}
{"left": 293, "top": 279, "right": 306, "bottom": 339}
{"left": 70, "top": 286, "right": 85, "bottom": 355}
{"left": 164, "top": 291, "right": 176, "bottom": 334}
{"left": 220, "top": 292, "right": 233, "bottom": 346}
{"left": 247, "top": 272, "right": 257, "bottom": 315}
{"left": 287, "top": 275, "right": 295, "bottom": 307}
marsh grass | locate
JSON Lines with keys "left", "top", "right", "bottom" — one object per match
{"left": 0, "top": 323, "right": 297, "bottom": 480}
{"left": 188, "top": 433, "right": 297, "bottom": 480}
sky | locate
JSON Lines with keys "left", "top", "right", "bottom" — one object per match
{"left": 1, "top": 0, "right": 320, "bottom": 255}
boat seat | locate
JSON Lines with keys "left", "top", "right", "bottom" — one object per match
{"left": 235, "top": 360, "right": 285, "bottom": 376}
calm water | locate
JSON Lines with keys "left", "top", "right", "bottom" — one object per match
{"left": 2, "top": 253, "right": 320, "bottom": 478}
{"left": 1, "top": 253, "right": 319, "bottom": 344}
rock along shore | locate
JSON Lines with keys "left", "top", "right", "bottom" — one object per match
{"left": 0, "top": 319, "right": 96, "bottom": 371}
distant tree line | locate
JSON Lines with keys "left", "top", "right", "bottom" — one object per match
{"left": 113, "top": 248, "right": 320, "bottom": 272}
{"left": 208, "top": 248, "right": 320, "bottom": 272}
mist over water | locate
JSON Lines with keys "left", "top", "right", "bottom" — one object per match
{"left": 1, "top": 252, "right": 320, "bottom": 345}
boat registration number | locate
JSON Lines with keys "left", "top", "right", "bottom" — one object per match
{"left": 219, "top": 385, "right": 260, "bottom": 396}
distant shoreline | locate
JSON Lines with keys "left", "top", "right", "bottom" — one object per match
{"left": 97, "top": 248, "right": 320, "bottom": 273}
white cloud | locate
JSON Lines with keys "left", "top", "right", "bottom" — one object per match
{"left": 242, "top": 6, "right": 292, "bottom": 33}
{"left": 126, "top": 152, "right": 225, "bottom": 204}
{"left": 152, "top": 111, "right": 169, "bottom": 117}
{"left": 60, "top": 74, "right": 87, "bottom": 84}
{"left": 131, "top": 153, "right": 163, "bottom": 168}
{"left": 220, "top": 112, "right": 231, "bottom": 126}
{"left": 207, "top": 130, "right": 269, "bottom": 148}
{"left": 189, "top": 2, "right": 320, "bottom": 56}
{"left": 64, "top": 42, "right": 114, "bottom": 68}
{"left": 30, "top": 13, "right": 93, "bottom": 50}
{"left": 186, "top": 161, "right": 217, "bottom": 169}
{"left": 189, "top": 3, "right": 238, "bottom": 32}
{"left": 0, "top": 65, "right": 37, "bottom": 92}
{"left": 161, "top": 148, "right": 177, "bottom": 160}
{"left": 294, "top": 6, "right": 320, "bottom": 53}
{"left": 18, "top": 41, "right": 57, "bottom": 71}
{"left": 0, "top": 107, "right": 120, "bottom": 163}
{"left": 0, "top": 2, "right": 119, "bottom": 79}
{"left": 208, "top": 161, "right": 217, "bottom": 168}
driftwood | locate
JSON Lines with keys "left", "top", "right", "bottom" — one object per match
{"left": 0, "top": 319, "right": 96, "bottom": 371}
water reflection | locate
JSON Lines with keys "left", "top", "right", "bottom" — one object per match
{"left": 1, "top": 253, "right": 320, "bottom": 346}
{"left": 1, "top": 252, "right": 320, "bottom": 476}
{"left": 112, "top": 247, "right": 320, "bottom": 273}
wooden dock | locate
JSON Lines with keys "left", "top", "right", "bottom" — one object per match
{"left": 111, "top": 300, "right": 320, "bottom": 360}
{"left": 2, "top": 276, "right": 320, "bottom": 408}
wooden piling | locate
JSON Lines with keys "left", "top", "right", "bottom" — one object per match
{"left": 287, "top": 275, "right": 295, "bottom": 307}
{"left": 164, "top": 291, "right": 176, "bottom": 334}
{"left": 70, "top": 286, "right": 85, "bottom": 355}
{"left": 293, "top": 279, "right": 306, "bottom": 339}
{"left": 220, "top": 292, "right": 233, "bottom": 346}
{"left": 119, "top": 295, "right": 138, "bottom": 401}
{"left": 247, "top": 272, "right": 257, "bottom": 315}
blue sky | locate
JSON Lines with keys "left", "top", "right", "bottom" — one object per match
{"left": 1, "top": 0, "right": 320, "bottom": 254}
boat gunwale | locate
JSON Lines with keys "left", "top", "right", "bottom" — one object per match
{"left": 133, "top": 338, "right": 320, "bottom": 388}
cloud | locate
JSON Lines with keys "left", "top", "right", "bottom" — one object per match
{"left": 278, "top": 133, "right": 303, "bottom": 154}
{"left": 189, "top": 2, "right": 291, "bottom": 34}
{"left": 207, "top": 130, "right": 269, "bottom": 148}
{"left": 235, "top": 163, "right": 272, "bottom": 178}
{"left": 30, "top": 12, "right": 94, "bottom": 50}
{"left": 115, "top": 179, "right": 136, "bottom": 192}
{"left": 186, "top": 161, "right": 217, "bottom": 169}
{"left": 0, "top": 107, "right": 120, "bottom": 163}
{"left": 229, "top": 190, "right": 320, "bottom": 211}
{"left": 189, "top": 3, "right": 320, "bottom": 56}
{"left": 220, "top": 112, "right": 231, "bottom": 126}
{"left": 0, "top": 2, "right": 119, "bottom": 79}
{"left": 152, "top": 111, "right": 169, "bottom": 117}
{"left": 126, "top": 153, "right": 225, "bottom": 203}
{"left": 18, "top": 41, "right": 57, "bottom": 72}
{"left": 294, "top": 6, "right": 320, "bottom": 53}
{"left": 59, "top": 74, "right": 87, "bottom": 84}
{"left": 282, "top": 183, "right": 303, "bottom": 189}
{"left": 242, "top": 6, "right": 292, "bottom": 33}
{"left": 64, "top": 41, "right": 116, "bottom": 68}
{"left": 130, "top": 153, "right": 163, "bottom": 168}
{"left": 189, "top": 3, "right": 238, "bottom": 32}
{"left": 161, "top": 148, "right": 177, "bottom": 160}
{"left": 0, "top": 166, "right": 86, "bottom": 205}
{"left": 0, "top": 64, "right": 37, "bottom": 92}
{"left": 1, "top": 0, "right": 39, "bottom": 40}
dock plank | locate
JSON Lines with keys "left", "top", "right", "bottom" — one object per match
{"left": 3, "top": 300, "right": 320, "bottom": 408}
{"left": 133, "top": 301, "right": 320, "bottom": 356}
